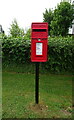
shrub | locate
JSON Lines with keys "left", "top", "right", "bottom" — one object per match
{"left": 2, "top": 36, "right": 74, "bottom": 73}
{"left": 46, "top": 36, "right": 74, "bottom": 73}
{"left": 2, "top": 37, "right": 30, "bottom": 63}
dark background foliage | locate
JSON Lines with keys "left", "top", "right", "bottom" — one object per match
{"left": 43, "top": 2, "right": 74, "bottom": 36}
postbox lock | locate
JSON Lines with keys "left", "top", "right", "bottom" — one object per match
{"left": 38, "top": 38, "right": 41, "bottom": 41}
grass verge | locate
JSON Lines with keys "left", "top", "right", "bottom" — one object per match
{"left": 2, "top": 71, "right": 73, "bottom": 118}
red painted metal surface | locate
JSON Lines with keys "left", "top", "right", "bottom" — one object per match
{"left": 31, "top": 22, "right": 48, "bottom": 62}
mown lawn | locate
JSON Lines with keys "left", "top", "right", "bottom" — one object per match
{"left": 2, "top": 71, "right": 73, "bottom": 118}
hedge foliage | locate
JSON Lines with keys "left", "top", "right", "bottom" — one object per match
{"left": 47, "top": 36, "right": 74, "bottom": 73}
{"left": 2, "top": 36, "right": 74, "bottom": 73}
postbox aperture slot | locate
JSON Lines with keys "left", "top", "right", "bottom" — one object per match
{"left": 32, "top": 29, "right": 46, "bottom": 32}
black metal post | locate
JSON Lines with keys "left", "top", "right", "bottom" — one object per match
{"left": 35, "top": 62, "right": 39, "bottom": 104}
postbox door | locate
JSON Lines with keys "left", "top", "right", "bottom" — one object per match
{"left": 31, "top": 39, "right": 47, "bottom": 62}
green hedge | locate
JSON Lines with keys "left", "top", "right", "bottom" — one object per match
{"left": 46, "top": 36, "right": 74, "bottom": 73}
{"left": 2, "top": 37, "right": 31, "bottom": 63}
{"left": 2, "top": 36, "right": 74, "bottom": 73}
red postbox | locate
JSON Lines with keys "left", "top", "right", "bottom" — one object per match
{"left": 31, "top": 22, "right": 48, "bottom": 62}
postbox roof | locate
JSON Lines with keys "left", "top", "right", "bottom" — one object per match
{"left": 32, "top": 22, "right": 48, "bottom": 29}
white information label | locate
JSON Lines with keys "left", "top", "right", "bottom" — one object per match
{"left": 36, "top": 43, "right": 42, "bottom": 55}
